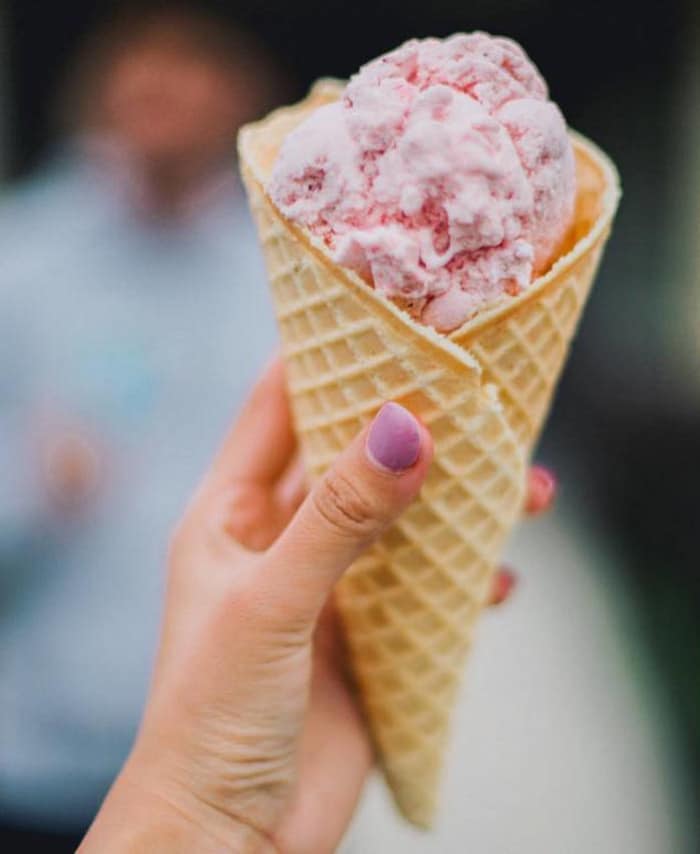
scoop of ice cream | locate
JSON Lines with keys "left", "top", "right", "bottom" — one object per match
{"left": 268, "top": 33, "right": 576, "bottom": 332}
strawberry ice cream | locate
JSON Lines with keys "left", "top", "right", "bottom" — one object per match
{"left": 267, "top": 33, "right": 576, "bottom": 332}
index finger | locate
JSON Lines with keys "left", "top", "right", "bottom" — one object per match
{"left": 207, "top": 355, "right": 297, "bottom": 491}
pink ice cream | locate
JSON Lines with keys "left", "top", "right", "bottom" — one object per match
{"left": 268, "top": 33, "right": 576, "bottom": 332}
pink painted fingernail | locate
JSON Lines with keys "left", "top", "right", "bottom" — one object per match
{"left": 366, "top": 403, "right": 421, "bottom": 473}
{"left": 490, "top": 567, "right": 517, "bottom": 606}
{"left": 527, "top": 466, "right": 557, "bottom": 512}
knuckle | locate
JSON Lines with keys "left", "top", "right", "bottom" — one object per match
{"left": 313, "top": 469, "right": 382, "bottom": 539}
{"left": 219, "top": 484, "right": 269, "bottom": 550}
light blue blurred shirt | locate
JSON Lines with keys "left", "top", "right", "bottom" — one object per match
{"left": 0, "top": 144, "right": 277, "bottom": 827}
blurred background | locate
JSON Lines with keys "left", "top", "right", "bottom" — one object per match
{"left": 0, "top": 0, "right": 697, "bottom": 851}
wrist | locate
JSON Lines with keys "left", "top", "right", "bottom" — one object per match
{"left": 80, "top": 762, "right": 279, "bottom": 854}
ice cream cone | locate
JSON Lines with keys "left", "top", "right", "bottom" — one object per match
{"left": 238, "top": 80, "right": 620, "bottom": 828}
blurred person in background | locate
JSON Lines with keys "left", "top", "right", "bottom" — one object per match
{"left": 0, "top": 6, "right": 279, "bottom": 849}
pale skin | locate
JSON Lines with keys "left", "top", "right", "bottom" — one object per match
{"left": 80, "top": 358, "right": 556, "bottom": 853}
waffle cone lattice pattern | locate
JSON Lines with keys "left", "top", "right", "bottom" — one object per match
{"left": 238, "top": 81, "right": 619, "bottom": 828}
{"left": 451, "top": 144, "right": 613, "bottom": 453}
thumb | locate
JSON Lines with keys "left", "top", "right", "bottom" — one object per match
{"left": 261, "top": 402, "right": 432, "bottom": 627}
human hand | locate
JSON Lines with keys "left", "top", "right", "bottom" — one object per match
{"left": 81, "top": 359, "right": 556, "bottom": 853}
{"left": 81, "top": 357, "right": 431, "bottom": 853}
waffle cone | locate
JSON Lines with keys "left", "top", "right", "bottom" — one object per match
{"left": 238, "top": 81, "right": 620, "bottom": 828}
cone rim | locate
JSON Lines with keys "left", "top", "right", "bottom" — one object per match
{"left": 238, "top": 79, "right": 621, "bottom": 343}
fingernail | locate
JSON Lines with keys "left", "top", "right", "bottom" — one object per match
{"left": 366, "top": 402, "right": 421, "bottom": 473}
{"left": 490, "top": 567, "right": 517, "bottom": 606}
{"left": 527, "top": 465, "right": 557, "bottom": 512}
